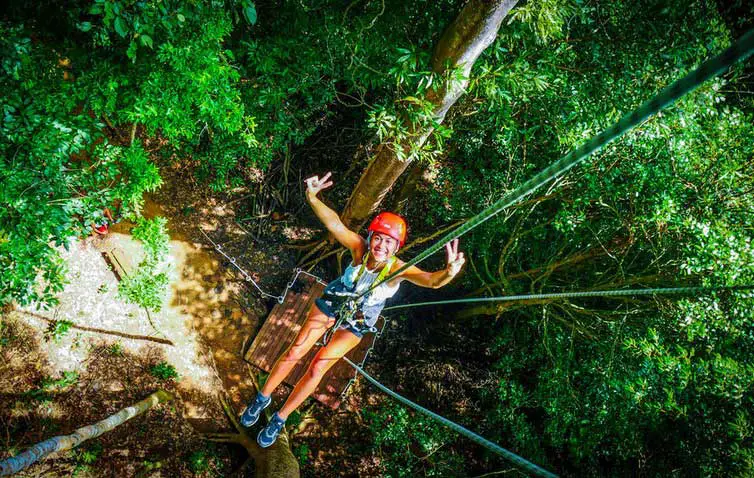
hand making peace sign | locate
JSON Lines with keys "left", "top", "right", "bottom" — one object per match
{"left": 445, "top": 238, "right": 465, "bottom": 276}
{"left": 304, "top": 172, "right": 334, "bottom": 196}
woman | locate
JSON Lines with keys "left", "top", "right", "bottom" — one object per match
{"left": 241, "top": 172, "right": 465, "bottom": 448}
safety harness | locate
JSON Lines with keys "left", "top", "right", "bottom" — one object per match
{"left": 322, "top": 251, "right": 396, "bottom": 343}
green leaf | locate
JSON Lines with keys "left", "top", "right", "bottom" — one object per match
{"left": 126, "top": 40, "right": 137, "bottom": 60}
{"left": 77, "top": 21, "right": 93, "bottom": 32}
{"left": 140, "top": 34, "right": 153, "bottom": 48}
{"left": 177, "top": 13, "right": 186, "bottom": 22}
{"left": 244, "top": 5, "right": 257, "bottom": 25}
{"left": 113, "top": 17, "right": 127, "bottom": 37}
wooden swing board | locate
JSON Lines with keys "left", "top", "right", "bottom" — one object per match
{"left": 244, "top": 273, "right": 383, "bottom": 409}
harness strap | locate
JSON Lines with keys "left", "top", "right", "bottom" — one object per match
{"left": 352, "top": 252, "right": 396, "bottom": 304}
{"left": 324, "top": 253, "right": 396, "bottom": 343}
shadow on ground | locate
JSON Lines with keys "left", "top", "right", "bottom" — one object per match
{"left": 0, "top": 315, "right": 231, "bottom": 476}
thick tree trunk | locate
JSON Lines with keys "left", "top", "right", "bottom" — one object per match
{"left": 340, "top": 0, "right": 519, "bottom": 230}
{"left": 390, "top": 160, "right": 425, "bottom": 214}
{"left": 0, "top": 391, "right": 173, "bottom": 476}
{"left": 204, "top": 398, "right": 299, "bottom": 478}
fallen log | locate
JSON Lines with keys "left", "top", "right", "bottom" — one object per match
{"left": 0, "top": 390, "right": 173, "bottom": 476}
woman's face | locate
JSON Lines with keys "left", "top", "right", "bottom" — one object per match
{"left": 370, "top": 232, "right": 399, "bottom": 261}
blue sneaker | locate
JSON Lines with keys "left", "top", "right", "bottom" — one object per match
{"left": 239, "top": 392, "right": 271, "bottom": 428}
{"left": 257, "top": 412, "right": 286, "bottom": 448}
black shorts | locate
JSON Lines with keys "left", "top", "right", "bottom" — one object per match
{"left": 314, "top": 299, "right": 372, "bottom": 339}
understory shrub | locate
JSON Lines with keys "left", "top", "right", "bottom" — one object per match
{"left": 365, "top": 401, "right": 463, "bottom": 477}
{"left": 118, "top": 216, "right": 170, "bottom": 312}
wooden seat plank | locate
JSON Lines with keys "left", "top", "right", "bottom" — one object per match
{"left": 245, "top": 273, "right": 383, "bottom": 409}
{"left": 246, "top": 278, "right": 318, "bottom": 370}
{"left": 265, "top": 285, "right": 314, "bottom": 369}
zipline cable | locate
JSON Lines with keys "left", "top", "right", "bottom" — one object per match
{"left": 348, "top": 283, "right": 753, "bottom": 477}
{"left": 338, "top": 32, "right": 754, "bottom": 476}
{"left": 383, "top": 285, "right": 754, "bottom": 311}
{"left": 343, "top": 357, "right": 558, "bottom": 478}
{"left": 356, "top": 29, "right": 754, "bottom": 301}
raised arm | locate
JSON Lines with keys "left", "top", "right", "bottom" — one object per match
{"left": 391, "top": 239, "right": 465, "bottom": 289}
{"left": 305, "top": 172, "right": 364, "bottom": 255}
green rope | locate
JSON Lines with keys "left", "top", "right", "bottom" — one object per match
{"left": 343, "top": 357, "right": 558, "bottom": 478}
{"left": 384, "top": 285, "right": 754, "bottom": 311}
{"left": 341, "top": 31, "right": 754, "bottom": 478}
{"left": 357, "top": 29, "right": 754, "bottom": 300}
{"left": 353, "top": 284, "right": 753, "bottom": 475}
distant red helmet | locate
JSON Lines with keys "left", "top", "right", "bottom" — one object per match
{"left": 368, "top": 212, "right": 407, "bottom": 247}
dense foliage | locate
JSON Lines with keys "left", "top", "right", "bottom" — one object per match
{"left": 0, "top": 33, "right": 162, "bottom": 303}
{"left": 2, "top": 0, "right": 752, "bottom": 476}
{"left": 1, "top": 0, "right": 460, "bottom": 306}
{"left": 365, "top": 402, "right": 462, "bottom": 477}
{"left": 410, "top": 1, "right": 754, "bottom": 475}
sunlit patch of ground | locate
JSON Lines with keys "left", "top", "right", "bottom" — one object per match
{"left": 3, "top": 203, "right": 268, "bottom": 474}
{"left": 19, "top": 234, "right": 220, "bottom": 399}
{"left": 0, "top": 314, "right": 228, "bottom": 477}
{"left": 3, "top": 156, "right": 399, "bottom": 475}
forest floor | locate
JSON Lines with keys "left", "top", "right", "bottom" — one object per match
{"left": 0, "top": 161, "right": 387, "bottom": 477}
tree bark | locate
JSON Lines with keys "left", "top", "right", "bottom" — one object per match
{"left": 204, "top": 397, "right": 299, "bottom": 478}
{"left": 391, "top": 159, "right": 426, "bottom": 214}
{"left": 340, "top": 0, "right": 519, "bottom": 231}
{"left": 0, "top": 391, "right": 173, "bottom": 476}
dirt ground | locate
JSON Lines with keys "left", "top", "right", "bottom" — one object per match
{"left": 0, "top": 159, "right": 395, "bottom": 477}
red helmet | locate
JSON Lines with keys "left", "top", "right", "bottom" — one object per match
{"left": 368, "top": 212, "right": 407, "bottom": 247}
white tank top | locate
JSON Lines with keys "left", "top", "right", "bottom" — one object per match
{"left": 341, "top": 260, "right": 400, "bottom": 307}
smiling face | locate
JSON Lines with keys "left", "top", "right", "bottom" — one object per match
{"left": 370, "top": 232, "right": 399, "bottom": 261}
